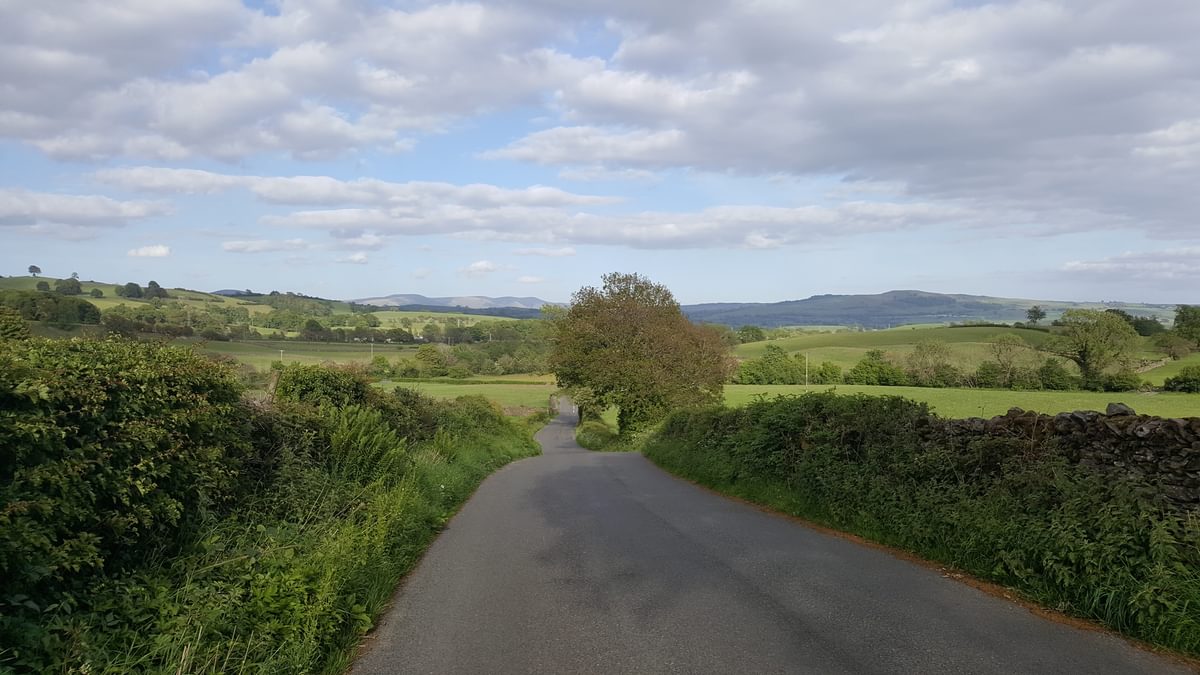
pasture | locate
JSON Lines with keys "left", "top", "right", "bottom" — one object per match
{"left": 377, "top": 380, "right": 556, "bottom": 411}
{"left": 724, "top": 384, "right": 1200, "bottom": 419}
{"left": 190, "top": 338, "right": 416, "bottom": 369}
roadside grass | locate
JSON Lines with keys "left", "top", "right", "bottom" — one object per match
{"left": 725, "top": 384, "right": 1200, "bottom": 419}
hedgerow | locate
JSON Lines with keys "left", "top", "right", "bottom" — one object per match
{"left": 0, "top": 339, "right": 539, "bottom": 672}
{"left": 642, "top": 393, "right": 1200, "bottom": 656}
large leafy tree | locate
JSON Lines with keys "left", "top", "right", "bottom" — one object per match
{"left": 1175, "top": 305, "right": 1200, "bottom": 346}
{"left": 1044, "top": 309, "right": 1139, "bottom": 385}
{"left": 550, "top": 272, "right": 732, "bottom": 434}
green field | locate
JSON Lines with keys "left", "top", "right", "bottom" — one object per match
{"left": 725, "top": 384, "right": 1200, "bottom": 419}
{"left": 735, "top": 326, "right": 1053, "bottom": 359}
{"left": 373, "top": 310, "right": 516, "bottom": 329}
{"left": 377, "top": 381, "right": 556, "bottom": 410}
{"left": 1141, "top": 353, "right": 1200, "bottom": 385}
{"left": 189, "top": 339, "right": 416, "bottom": 369}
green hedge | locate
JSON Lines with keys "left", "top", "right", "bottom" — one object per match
{"left": 1, "top": 339, "right": 539, "bottom": 672}
{"left": 642, "top": 393, "right": 1200, "bottom": 656}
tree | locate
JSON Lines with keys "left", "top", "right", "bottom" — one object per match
{"left": 70, "top": 272, "right": 79, "bottom": 280}
{"left": 905, "top": 340, "right": 960, "bottom": 387}
{"left": 27, "top": 265, "right": 41, "bottom": 277}
{"left": 89, "top": 288, "right": 104, "bottom": 298}
{"left": 1044, "top": 309, "right": 1139, "bottom": 388}
{"left": 145, "top": 280, "right": 168, "bottom": 299}
{"left": 845, "top": 350, "right": 909, "bottom": 386}
{"left": 116, "top": 282, "right": 143, "bottom": 299}
{"left": 736, "top": 325, "right": 766, "bottom": 343}
{"left": 35, "top": 281, "right": 50, "bottom": 292}
{"left": 1154, "top": 333, "right": 1192, "bottom": 360}
{"left": 1175, "top": 305, "right": 1200, "bottom": 346}
{"left": 54, "top": 277, "right": 82, "bottom": 295}
{"left": 550, "top": 272, "right": 732, "bottom": 434}
{"left": 1025, "top": 305, "right": 1046, "bottom": 325}
{"left": 989, "top": 333, "right": 1029, "bottom": 386}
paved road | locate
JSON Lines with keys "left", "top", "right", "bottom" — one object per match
{"left": 354, "top": 408, "right": 1190, "bottom": 674}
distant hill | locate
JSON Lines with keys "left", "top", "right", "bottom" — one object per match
{"left": 352, "top": 293, "right": 554, "bottom": 310}
{"left": 682, "top": 290, "right": 1182, "bottom": 329}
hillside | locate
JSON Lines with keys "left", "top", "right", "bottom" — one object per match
{"left": 683, "top": 290, "right": 1181, "bottom": 328}
{"left": 353, "top": 293, "right": 554, "bottom": 310}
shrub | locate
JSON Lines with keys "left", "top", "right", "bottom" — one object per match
{"left": 845, "top": 350, "right": 909, "bottom": 386}
{"left": 1037, "top": 358, "right": 1076, "bottom": 390}
{"left": 274, "top": 364, "right": 372, "bottom": 407}
{"left": 0, "top": 338, "right": 249, "bottom": 638}
{"left": 1163, "top": 365, "right": 1200, "bottom": 393}
{"left": 0, "top": 306, "right": 30, "bottom": 341}
{"left": 1102, "top": 369, "right": 1143, "bottom": 392}
{"left": 973, "top": 361, "right": 1005, "bottom": 388}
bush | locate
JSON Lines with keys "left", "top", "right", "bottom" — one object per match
{"left": 0, "top": 338, "right": 249, "bottom": 648}
{"left": 1163, "top": 365, "right": 1200, "bottom": 393}
{"left": 576, "top": 419, "right": 622, "bottom": 451}
{"left": 274, "top": 364, "right": 372, "bottom": 407}
{"left": 844, "top": 350, "right": 909, "bottom": 386}
{"left": 0, "top": 306, "right": 30, "bottom": 341}
{"left": 1102, "top": 369, "right": 1143, "bottom": 392}
{"left": 1038, "top": 358, "right": 1076, "bottom": 390}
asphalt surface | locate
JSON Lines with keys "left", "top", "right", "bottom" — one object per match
{"left": 353, "top": 406, "right": 1191, "bottom": 674}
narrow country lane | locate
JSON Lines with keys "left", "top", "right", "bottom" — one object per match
{"left": 352, "top": 407, "right": 1191, "bottom": 674}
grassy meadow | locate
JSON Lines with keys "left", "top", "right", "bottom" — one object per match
{"left": 188, "top": 338, "right": 416, "bottom": 369}
{"left": 378, "top": 380, "right": 557, "bottom": 411}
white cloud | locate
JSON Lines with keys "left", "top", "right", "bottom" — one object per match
{"left": 127, "top": 244, "right": 171, "bottom": 258}
{"left": 0, "top": 189, "right": 170, "bottom": 237}
{"left": 1063, "top": 248, "right": 1200, "bottom": 281}
{"left": 337, "top": 251, "right": 369, "bottom": 265}
{"left": 515, "top": 246, "right": 576, "bottom": 257}
{"left": 517, "top": 275, "right": 545, "bottom": 283}
{"left": 461, "top": 260, "right": 498, "bottom": 276}
{"left": 222, "top": 239, "right": 310, "bottom": 253}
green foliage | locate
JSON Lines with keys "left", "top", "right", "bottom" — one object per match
{"left": 643, "top": 393, "right": 1200, "bottom": 656}
{"left": 274, "top": 364, "right": 372, "bottom": 407}
{"left": 116, "top": 282, "right": 144, "bottom": 298}
{"left": 1026, "top": 305, "right": 1046, "bottom": 325}
{"left": 736, "top": 325, "right": 766, "bottom": 343}
{"left": 53, "top": 277, "right": 82, "bottom": 295}
{"left": 0, "top": 306, "right": 30, "bottom": 341}
{"left": 1046, "top": 309, "right": 1140, "bottom": 384}
{"left": 0, "top": 338, "right": 250, "bottom": 658}
{"left": 1037, "top": 358, "right": 1076, "bottom": 390}
{"left": 1177, "top": 305, "right": 1200, "bottom": 347}
{"left": 551, "top": 272, "right": 731, "bottom": 434}
{"left": 35, "top": 280, "right": 49, "bottom": 292}
{"left": 88, "top": 287, "right": 103, "bottom": 298}
{"left": 0, "top": 341, "right": 538, "bottom": 672}
{"left": 27, "top": 265, "right": 40, "bottom": 277}
{"left": 575, "top": 419, "right": 623, "bottom": 451}
{"left": 0, "top": 290, "right": 102, "bottom": 327}
{"left": 1163, "top": 366, "right": 1200, "bottom": 393}
{"left": 1101, "top": 370, "right": 1143, "bottom": 392}
{"left": 844, "top": 349, "right": 909, "bottom": 385}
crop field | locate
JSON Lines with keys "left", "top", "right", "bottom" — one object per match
{"left": 724, "top": 384, "right": 1200, "bottom": 419}
{"left": 377, "top": 381, "right": 556, "bottom": 410}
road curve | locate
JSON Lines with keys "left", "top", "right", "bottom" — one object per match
{"left": 353, "top": 408, "right": 1190, "bottom": 674}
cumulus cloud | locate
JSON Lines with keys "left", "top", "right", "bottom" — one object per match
{"left": 337, "top": 252, "right": 369, "bottom": 265}
{"left": 127, "top": 244, "right": 170, "bottom": 258}
{"left": 461, "top": 260, "right": 498, "bottom": 276}
{"left": 1063, "top": 248, "right": 1200, "bottom": 280}
{"left": 0, "top": 188, "right": 170, "bottom": 238}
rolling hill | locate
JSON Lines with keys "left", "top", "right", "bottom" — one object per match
{"left": 352, "top": 293, "right": 554, "bottom": 310}
{"left": 682, "top": 290, "right": 1182, "bottom": 328}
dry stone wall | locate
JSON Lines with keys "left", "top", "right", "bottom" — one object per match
{"left": 938, "top": 404, "right": 1200, "bottom": 506}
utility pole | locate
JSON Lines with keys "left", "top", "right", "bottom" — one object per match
{"left": 279, "top": 349, "right": 284, "bottom": 362}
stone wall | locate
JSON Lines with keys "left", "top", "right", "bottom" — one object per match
{"left": 940, "top": 403, "right": 1200, "bottom": 507}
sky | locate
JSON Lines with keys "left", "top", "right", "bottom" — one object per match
{"left": 1, "top": 0, "right": 1198, "bottom": 305}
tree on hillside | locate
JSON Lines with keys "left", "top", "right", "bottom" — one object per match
{"left": 90, "top": 288, "right": 104, "bottom": 298}
{"left": 145, "top": 280, "right": 169, "bottom": 299}
{"left": 1025, "top": 305, "right": 1046, "bottom": 325}
{"left": 28, "top": 265, "right": 41, "bottom": 277}
{"left": 550, "top": 272, "right": 733, "bottom": 434}
{"left": 35, "top": 281, "right": 50, "bottom": 292}
{"left": 736, "top": 325, "right": 766, "bottom": 343}
{"left": 1175, "top": 305, "right": 1200, "bottom": 346}
{"left": 54, "top": 277, "right": 82, "bottom": 295}
{"left": 116, "top": 282, "right": 144, "bottom": 299}
{"left": 905, "top": 340, "right": 959, "bottom": 387}
{"left": 1044, "top": 309, "right": 1139, "bottom": 387}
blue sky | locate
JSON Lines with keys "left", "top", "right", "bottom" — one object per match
{"left": 2, "top": 0, "right": 1198, "bottom": 305}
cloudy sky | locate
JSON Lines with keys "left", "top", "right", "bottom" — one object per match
{"left": 2, "top": 0, "right": 1198, "bottom": 304}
